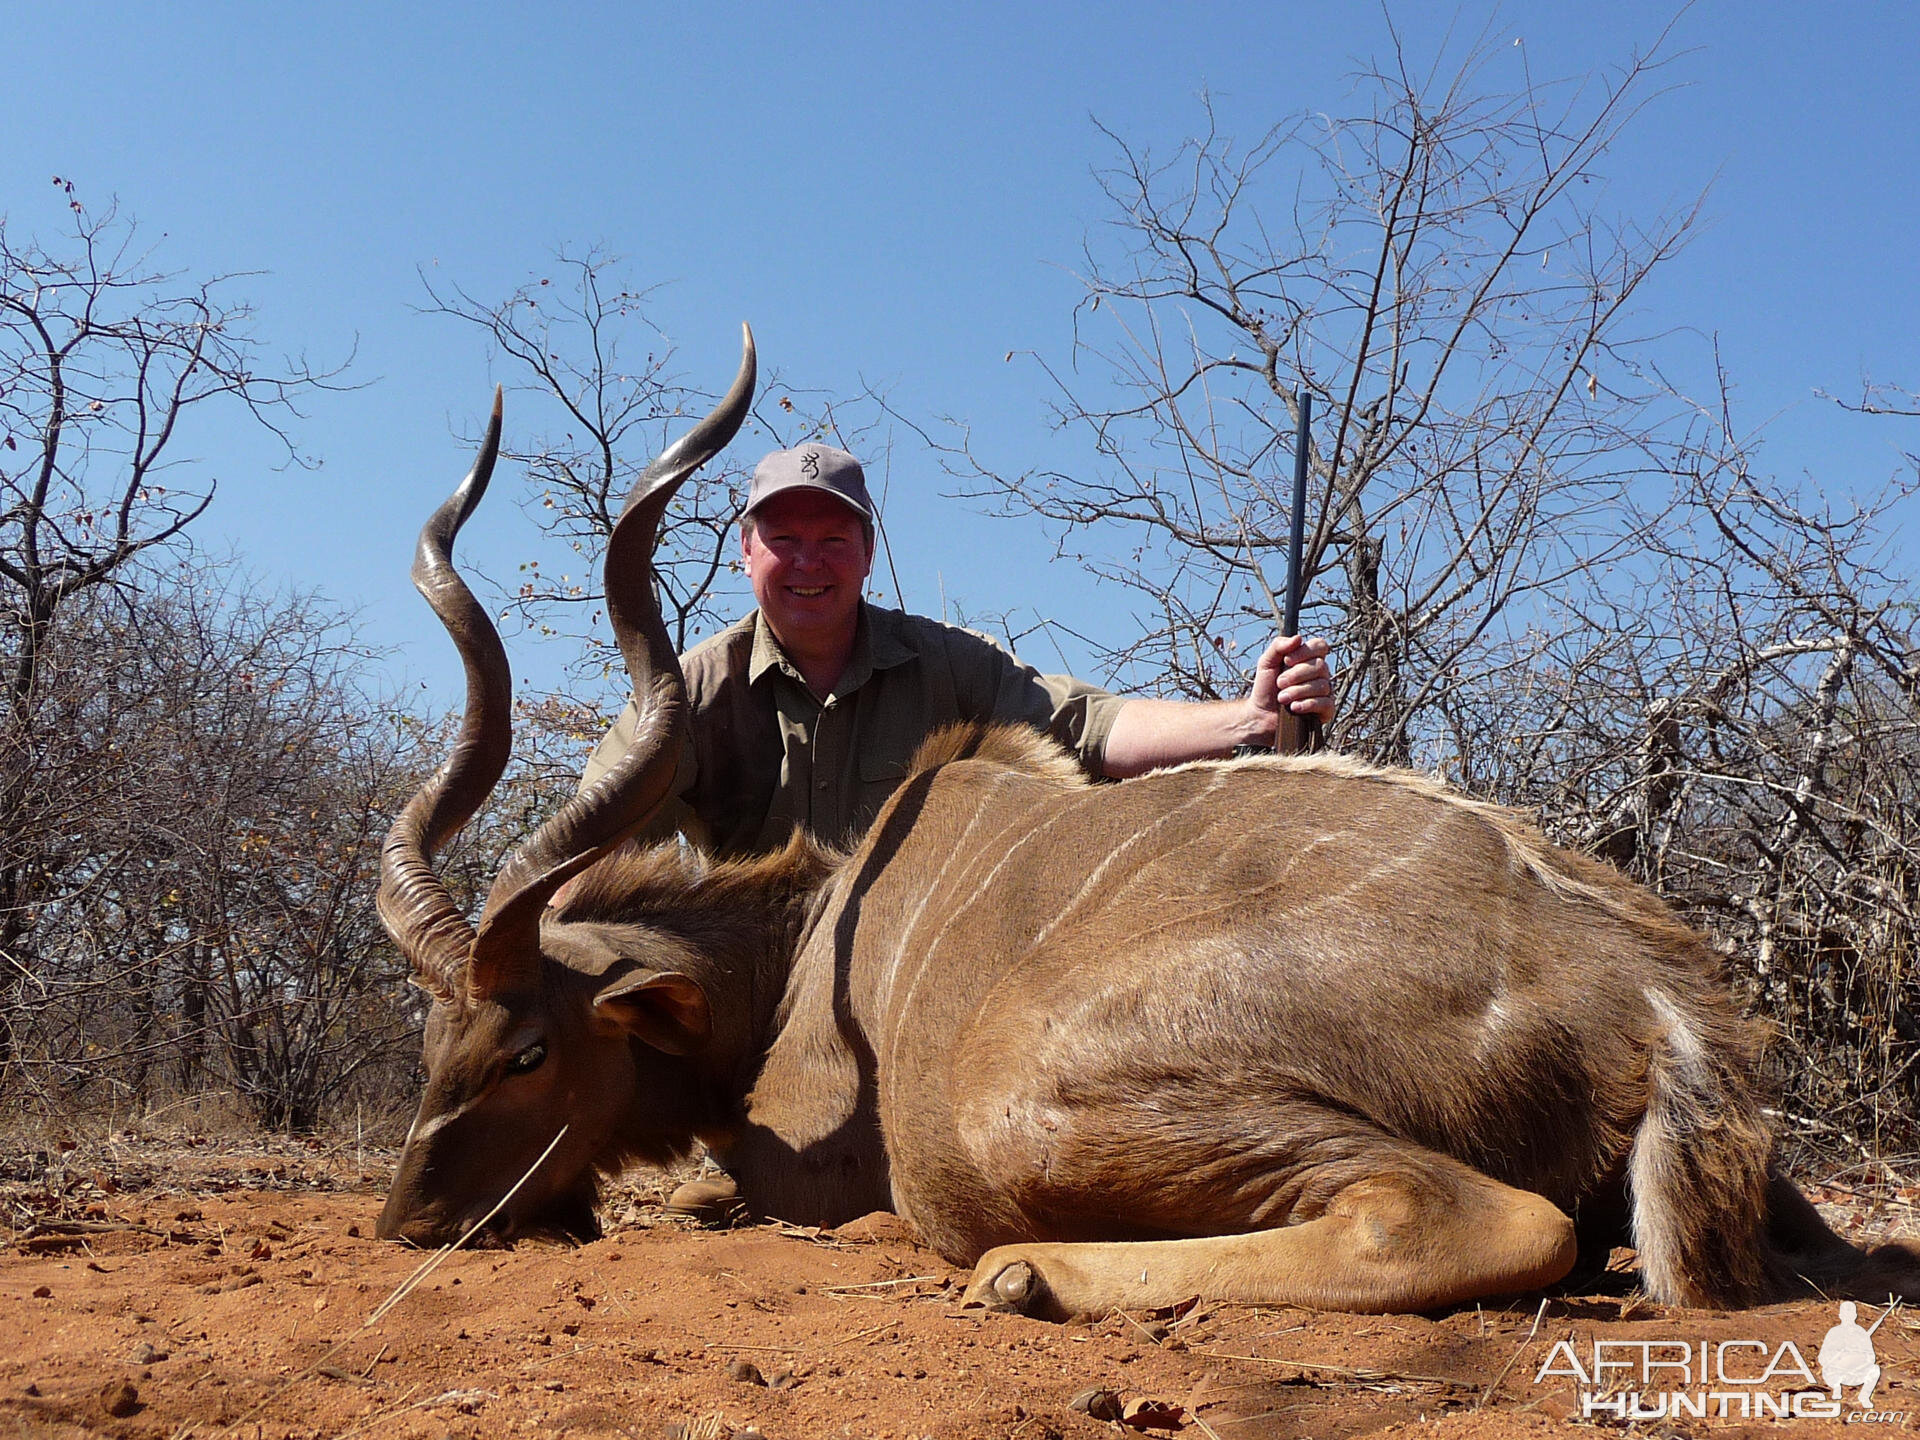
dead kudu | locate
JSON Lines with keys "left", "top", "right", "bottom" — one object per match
{"left": 376, "top": 330, "right": 1919, "bottom": 1316}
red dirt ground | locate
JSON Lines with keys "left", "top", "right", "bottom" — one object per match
{"left": 5, "top": 1133, "right": 1919, "bottom": 1438}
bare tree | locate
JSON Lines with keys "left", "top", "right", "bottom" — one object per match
{"left": 3, "top": 559, "right": 448, "bottom": 1130}
{"left": 0, "top": 183, "right": 340, "bottom": 1078}
{"left": 952, "top": 27, "right": 1699, "bottom": 767}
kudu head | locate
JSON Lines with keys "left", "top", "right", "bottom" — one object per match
{"left": 376, "top": 329, "right": 756, "bottom": 1246}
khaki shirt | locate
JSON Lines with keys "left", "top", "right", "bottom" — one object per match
{"left": 582, "top": 603, "right": 1126, "bottom": 857}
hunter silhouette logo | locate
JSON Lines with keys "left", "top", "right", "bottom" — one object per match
{"left": 1535, "top": 1302, "right": 1905, "bottom": 1422}
{"left": 1819, "top": 1301, "right": 1884, "bottom": 1407}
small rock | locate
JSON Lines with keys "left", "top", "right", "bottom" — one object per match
{"left": 829, "top": 1210, "right": 925, "bottom": 1245}
{"left": 30, "top": 1286, "right": 51, "bottom": 1299}
{"left": 726, "top": 1358, "right": 768, "bottom": 1386}
{"left": 542, "top": 1380, "right": 564, "bottom": 1392}
{"left": 127, "top": 1342, "right": 168, "bottom": 1364}
{"left": 1069, "top": 1387, "right": 1125, "bottom": 1422}
{"left": 766, "top": 1365, "right": 795, "bottom": 1389}
{"left": 197, "top": 1271, "right": 263, "bottom": 1295}
{"left": 99, "top": 1379, "right": 140, "bottom": 1417}
{"left": 1534, "top": 1393, "right": 1573, "bottom": 1423}
{"left": 23, "top": 1382, "right": 40, "bottom": 1397}
{"left": 561, "top": 1321, "right": 581, "bottom": 1337}
{"left": 345, "top": 1223, "right": 360, "bottom": 1238}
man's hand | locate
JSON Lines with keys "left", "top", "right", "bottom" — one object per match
{"left": 1099, "top": 634, "right": 1338, "bottom": 777}
{"left": 1247, "top": 633, "right": 1335, "bottom": 740}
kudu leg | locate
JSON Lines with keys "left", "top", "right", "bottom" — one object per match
{"left": 961, "top": 1163, "right": 1577, "bottom": 1318}
{"left": 1764, "top": 1169, "right": 1920, "bottom": 1300}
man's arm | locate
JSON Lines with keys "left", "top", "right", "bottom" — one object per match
{"left": 1100, "top": 634, "right": 1334, "bottom": 779}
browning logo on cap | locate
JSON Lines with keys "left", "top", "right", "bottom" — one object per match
{"left": 745, "top": 443, "right": 874, "bottom": 520}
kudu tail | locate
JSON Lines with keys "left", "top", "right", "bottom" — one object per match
{"left": 1628, "top": 988, "right": 1920, "bottom": 1306}
{"left": 1626, "top": 989, "right": 1781, "bottom": 1307}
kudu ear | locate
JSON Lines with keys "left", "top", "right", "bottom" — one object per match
{"left": 593, "top": 970, "right": 713, "bottom": 1056}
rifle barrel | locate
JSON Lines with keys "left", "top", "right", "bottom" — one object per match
{"left": 1273, "top": 388, "right": 1322, "bottom": 756}
{"left": 1284, "top": 390, "right": 1311, "bottom": 637}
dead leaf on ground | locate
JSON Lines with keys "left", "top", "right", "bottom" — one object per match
{"left": 1120, "top": 1395, "right": 1187, "bottom": 1431}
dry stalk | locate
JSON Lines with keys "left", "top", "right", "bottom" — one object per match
{"left": 823, "top": 1273, "right": 946, "bottom": 1293}
{"left": 365, "top": 1123, "right": 570, "bottom": 1324}
{"left": 1475, "top": 1297, "right": 1549, "bottom": 1411}
{"left": 1190, "top": 1350, "right": 1464, "bottom": 1388}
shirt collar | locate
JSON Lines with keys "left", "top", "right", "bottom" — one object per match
{"left": 746, "top": 602, "right": 918, "bottom": 695}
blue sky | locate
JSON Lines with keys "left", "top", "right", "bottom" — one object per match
{"left": 6, "top": 2, "right": 1916, "bottom": 705}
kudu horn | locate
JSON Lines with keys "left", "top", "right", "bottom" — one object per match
{"left": 375, "top": 390, "right": 512, "bottom": 1001}
{"left": 467, "top": 326, "right": 758, "bottom": 999}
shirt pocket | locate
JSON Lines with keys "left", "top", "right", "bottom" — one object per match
{"left": 858, "top": 735, "right": 917, "bottom": 788}
{"left": 851, "top": 726, "right": 920, "bottom": 838}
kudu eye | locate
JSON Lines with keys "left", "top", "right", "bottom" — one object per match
{"left": 507, "top": 1042, "right": 548, "bottom": 1076}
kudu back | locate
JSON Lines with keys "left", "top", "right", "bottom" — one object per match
{"left": 376, "top": 333, "right": 1919, "bottom": 1316}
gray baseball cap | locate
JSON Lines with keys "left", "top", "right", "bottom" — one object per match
{"left": 745, "top": 444, "right": 872, "bottom": 520}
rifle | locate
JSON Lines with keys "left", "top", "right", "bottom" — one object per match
{"left": 1272, "top": 389, "right": 1322, "bottom": 755}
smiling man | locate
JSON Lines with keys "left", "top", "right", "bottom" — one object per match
{"left": 578, "top": 443, "right": 1337, "bottom": 860}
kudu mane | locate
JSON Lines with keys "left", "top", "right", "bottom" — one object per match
{"left": 551, "top": 832, "right": 838, "bottom": 972}
{"left": 1189, "top": 746, "right": 1702, "bottom": 938}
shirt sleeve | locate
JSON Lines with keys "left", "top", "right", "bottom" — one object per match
{"left": 578, "top": 696, "right": 703, "bottom": 846}
{"left": 943, "top": 624, "right": 1127, "bottom": 775}
{"left": 1029, "top": 672, "right": 1128, "bottom": 774}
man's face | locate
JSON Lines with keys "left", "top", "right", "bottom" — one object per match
{"left": 741, "top": 489, "right": 874, "bottom": 653}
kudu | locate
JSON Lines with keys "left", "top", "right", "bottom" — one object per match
{"left": 377, "top": 329, "right": 1919, "bottom": 1316}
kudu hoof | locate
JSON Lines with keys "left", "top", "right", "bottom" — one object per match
{"left": 994, "top": 1260, "right": 1036, "bottom": 1308}
{"left": 663, "top": 1175, "right": 746, "bottom": 1228}
{"left": 964, "top": 1258, "right": 1043, "bottom": 1315}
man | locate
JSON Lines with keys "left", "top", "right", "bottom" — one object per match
{"left": 580, "top": 443, "right": 1337, "bottom": 857}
